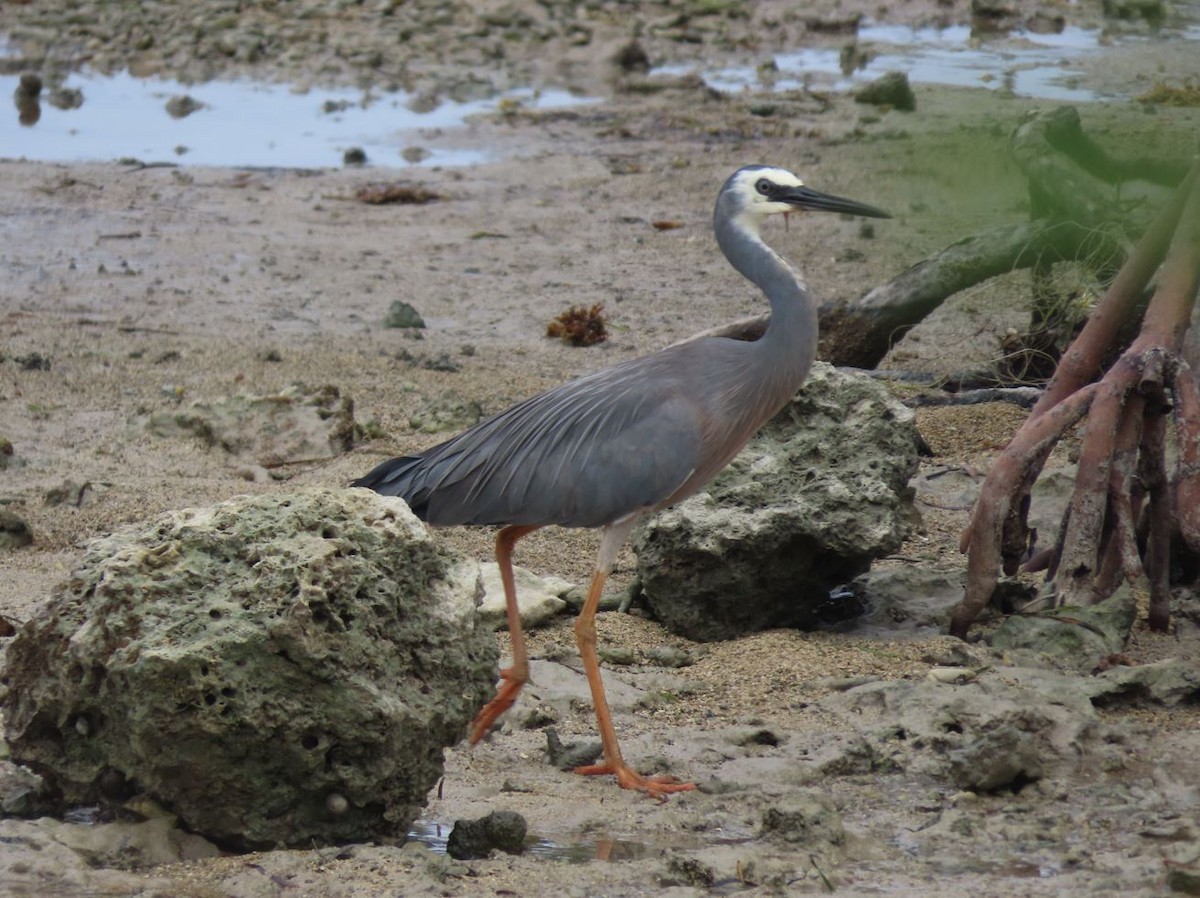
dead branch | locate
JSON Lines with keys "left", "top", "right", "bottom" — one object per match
{"left": 817, "top": 220, "right": 1109, "bottom": 368}
{"left": 819, "top": 106, "right": 1188, "bottom": 372}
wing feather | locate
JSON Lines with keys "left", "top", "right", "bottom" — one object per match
{"left": 360, "top": 346, "right": 710, "bottom": 527}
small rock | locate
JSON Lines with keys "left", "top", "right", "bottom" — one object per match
{"left": 477, "top": 563, "right": 569, "bottom": 630}
{"left": 46, "top": 86, "right": 84, "bottom": 110}
{"left": 0, "top": 509, "right": 33, "bottom": 550}
{"left": 970, "top": 0, "right": 1018, "bottom": 23}
{"left": 164, "top": 94, "right": 204, "bottom": 118}
{"left": 1089, "top": 659, "right": 1200, "bottom": 708}
{"left": 989, "top": 586, "right": 1137, "bottom": 673}
{"left": 144, "top": 382, "right": 355, "bottom": 466}
{"left": 343, "top": 147, "right": 368, "bottom": 166}
{"left": 15, "top": 72, "right": 42, "bottom": 98}
{"left": 854, "top": 71, "right": 916, "bottom": 111}
{"left": 383, "top": 300, "right": 426, "bottom": 329}
{"left": 1025, "top": 12, "right": 1066, "bottom": 33}
{"left": 925, "top": 667, "right": 977, "bottom": 685}
{"left": 0, "top": 818, "right": 187, "bottom": 894}
{"left": 13, "top": 352, "right": 51, "bottom": 371}
{"left": 544, "top": 727, "right": 602, "bottom": 771}
{"left": 446, "top": 810, "right": 527, "bottom": 860}
{"left": 599, "top": 646, "right": 636, "bottom": 665}
{"left": 663, "top": 853, "right": 715, "bottom": 887}
{"left": 1168, "top": 863, "right": 1200, "bottom": 895}
{"left": 850, "top": 563, "right": 965, "bottom": 631}
{"left": 612, "top": 40, "right": 651, "bottom": 73}
{"left": 644, "top": 645, "right": 695, "bottom": 668}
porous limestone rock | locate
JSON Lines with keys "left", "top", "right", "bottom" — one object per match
{"left": 2, "top": 488, "right": 497, "bottom": 848}
{"left": 634, "top": 363, "right": 919, "bottom": 641}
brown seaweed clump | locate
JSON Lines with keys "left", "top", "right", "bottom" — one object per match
{"left": 547, "top": 303, "right": 608, "bottom": 347}
{"left": 1136, "top": 79, "right": 1200, "bottom": 107}
{"left": 355, "top": 182, "right": 441, "bottom": 204}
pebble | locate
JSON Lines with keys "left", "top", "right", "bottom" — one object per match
{"left": 925, "top": 666, "right": 977, "bottom": 684}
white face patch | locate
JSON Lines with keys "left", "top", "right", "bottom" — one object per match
{"left": 729, "top": 166, "right": 805, "bottom": 233}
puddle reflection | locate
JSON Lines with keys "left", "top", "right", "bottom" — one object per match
{"left": 407, "top": 819, "right": 656, "bottom": 864}
{"left": 664, "top": 21, "right": 1188, "bottom": 102}
{"left": 0, "top": 67, "right": 585, "bottom": 168}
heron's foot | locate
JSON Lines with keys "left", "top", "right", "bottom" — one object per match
{"left": 573, "top": 761, "right": 697, "bottom": 799}
{"left": 469, "top": 667, "right": 526, "bottom": 744}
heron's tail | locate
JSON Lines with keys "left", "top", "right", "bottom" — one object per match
{"left": 350, "top": 455, "right": 424, "bottom": 497}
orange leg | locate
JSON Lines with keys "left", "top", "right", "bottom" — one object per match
{"left": 469, "top": 525, "right": 540, "bottom": 744}
{"left": 572, "top": 568, "right": 696, "bottom": 798}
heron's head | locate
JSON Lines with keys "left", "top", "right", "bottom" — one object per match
{"left": 719, "top": 164, "right": 890, "bottom": 235}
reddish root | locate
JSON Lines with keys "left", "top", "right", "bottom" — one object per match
{"left": 952, "top": 158, "right": 1200, "bottom": 637}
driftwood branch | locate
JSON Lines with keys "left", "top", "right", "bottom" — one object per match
{"left": 818, "top": 106, "right": 1185, "bottom": 372}
{"left": 817, "top": 220, "right": 1109, "bottom": 368}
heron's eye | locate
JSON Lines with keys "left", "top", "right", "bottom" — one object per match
{"left": 755, "top": 178, "right": 773, "bottom": 196}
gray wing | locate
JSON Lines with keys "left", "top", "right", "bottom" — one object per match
{"left": 353, "top": 347, "right": 709, "bottom": 528}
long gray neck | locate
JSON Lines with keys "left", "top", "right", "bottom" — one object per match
{"left": 713, "top": 201, "right": 818, "bottom": 393}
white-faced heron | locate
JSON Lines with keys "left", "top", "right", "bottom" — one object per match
{"left": 353, "top": 165, "right": 890, "bottom": 796}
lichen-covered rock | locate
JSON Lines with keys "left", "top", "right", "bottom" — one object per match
{"left": 1, "top": 488, "right": 497, "bottom": 848}
{"left": 634, "top": 363, "right": 919, "bottom": 641}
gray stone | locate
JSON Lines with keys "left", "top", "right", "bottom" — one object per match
{"left": 634, "top": 363, "right": 919, "bottom": 641}
{"left": 849, "top": 562, "right": 964, "bottom": 632}
{"left": 477, "top": 562, "right": 570, "bottom": 630}
{"left": 3, "top": 488, "right": 497, "bottom": 847}
{"left": 164, "top": 94, "right": 205, "bottom": 118}
{"left": 42, "top": 815, "right": 221, "bottom": 867}
{"left": 143, "top": 382, "right": 355, "bottom": 466}
{"left": 1088, "top": 659, "right": 1200, "bottom": 708}
{"left": 0, "top": 508, "right": 33, "bottom": 550}
{"left": 446, "top": 810, "right": 528, "bottom": 859}
{"left": 988, "top": 586, "right": 1137, "bottom": 673}
{"left": 644, "top": 645, "right": 697, "bottom": 668}
{"left": 854, "top": 71, "right": 916, "bottom": 111}
{"left": 384, "top": 300, "right": 426, "bottom": 329}
{"left": 0, "top": 818, "right": 184, "bottom": 895}
{"left": 544, "top": 727, "right": 603, "bottom": 771}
